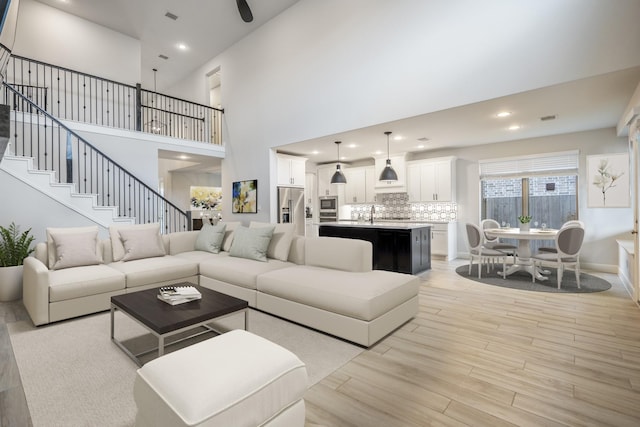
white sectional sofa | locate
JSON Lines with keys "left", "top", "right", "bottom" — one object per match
{"left": 22, "top": 222, "right": 419, "bottom": 347}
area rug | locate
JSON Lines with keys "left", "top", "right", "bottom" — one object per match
{"left": 455, "top": 264, "right": 612, "bottom": 293}
{"left": 8, "top": 309, "right": 363, "bottom": 427}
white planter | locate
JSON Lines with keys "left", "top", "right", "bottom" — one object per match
{"left": 0, "top": 265, "right": 23, "bottom": 302}
{"left": 519, "top": 223, "right": 530, "bottom": 232}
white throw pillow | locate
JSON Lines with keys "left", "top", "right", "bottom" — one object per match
{"left": 250, "top": 221, "right": 295, "bottom": 261}
{"left": 195, "top": 222, "right": 227, "bottom": 253}
{"left": 229, "top": 225, "right": 275, "bottom": 262}
{"left": 49, "top": 229, "right": 102, "bottom": 270}
{"left": 109, "top": 223, "right": 161, "bottom": 261}
{"left": 118, "top": 226, "right": 166, "bottom": 261}
{"left": 46, "top": 226, "right": 103, "bottom": 269}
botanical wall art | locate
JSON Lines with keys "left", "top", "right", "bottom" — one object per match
{"left": 190, "top": 186, "right": 222, "bottom": 211}
{"left": 232, "top": 179, "right": 258, "bottom": 213}
{"left": 587, "top": 153, "right": 629, "bottom": 208}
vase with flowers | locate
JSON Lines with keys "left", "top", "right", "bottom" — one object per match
{"left": 518, "top": 215, "right": 532, "bottom": 232}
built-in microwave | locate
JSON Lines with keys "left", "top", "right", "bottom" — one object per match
{"left": 319, "top": 196, "right": 338, "bottom": 211}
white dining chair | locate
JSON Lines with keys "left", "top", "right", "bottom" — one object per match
{"left": 531, "top": 224, "right": 585, "bottom": 289}
{"left": 465, "top": 223, "right": 507, "bottom": 279}
{"left": 481, "top": 219, "right": 518, "bottom": 264}
{"left": 537, "top": 220, "right": 584, "bottom": 253}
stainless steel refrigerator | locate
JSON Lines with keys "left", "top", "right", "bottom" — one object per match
{"left": 277, "top": 187, "right": 305, "bottom": 235}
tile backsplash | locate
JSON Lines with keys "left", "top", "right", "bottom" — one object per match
{"left": 348, "top": 192, "right": 457, "bottom": 222}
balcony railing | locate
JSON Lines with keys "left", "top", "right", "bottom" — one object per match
{"left": 6, "top": 55, "right": 223, "bottom": 145}
{"left": 2, "top": 82, "right": 189, "bottom": 233}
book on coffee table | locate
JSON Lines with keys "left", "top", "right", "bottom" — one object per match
{"left": 157, "top": 286, "right": 202, "bottom": 305}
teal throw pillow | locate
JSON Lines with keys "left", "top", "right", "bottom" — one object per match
{"left": 229, "top": 225, "right": 275, "bottom": 262}
{"left": 195, "top": 222, "right": 227, "bottom": 253}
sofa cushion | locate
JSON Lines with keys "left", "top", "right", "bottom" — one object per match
{"left": 257, "top": 266, "right": 419, "bottom": 321}
{"left": 305, "top": 237, "right": 372, "bottom": 272}
{"left": 49, "top": 229, "right": 102, "bottom": 270}
{"left": 119, "top": 227, "right": 166, "bottom": 261}
{"left": 194, "top": 222, "right": 226, "bottom": 254}
{"left": 109, "top": 223, "right": 163, "bottom": 262}
{"left": 250, "top": 221, "right": 295, "bottom": 261}
{"left": 109, "top": 256, "right": 199, "bottom": 288}
{"left": 229, "top": 226, "right": 275, "bottom": 262}
{"left": 49, "top": 264, "right": 126, "bottom": 302}
{"left": 173, "top": 250, "right": 221, "bottom": 264}
{"left": 46, "top": 226, "right": 103, "bottom": 269}
{"left": 199, "top": 254, "right": 291, "bottom": 291}
{"left": 221, "top": 222, "right": 241, "bottom": 252}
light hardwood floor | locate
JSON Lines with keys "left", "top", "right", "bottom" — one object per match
{"left": 1, "top": 260, "right": 639, "bottom": 427}
{"left": 305, "top": 260, "right": 640, "bottom": 427}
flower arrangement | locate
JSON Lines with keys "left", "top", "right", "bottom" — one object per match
{"left": 518, "top": 215, "right": 532, "bottom": 224}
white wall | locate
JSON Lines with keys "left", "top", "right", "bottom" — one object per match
{"left": 409, "top": 127, "right": 630, "bottom": 271}
{"left": 169, "top": 0, "right": 640, "bottom": 224}
{"left": 12, "top": 0, "right": 141, "bottom": 84}
{"left": 0, "top": 168, "right": 109, "bottom": 244}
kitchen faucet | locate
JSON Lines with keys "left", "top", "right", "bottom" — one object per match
{"left": 370, "top": 205, "right": 375, "bottom": 224}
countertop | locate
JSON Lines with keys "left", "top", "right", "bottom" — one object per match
{"left": 319, "top": 221, "right": 433, "bottom": 230}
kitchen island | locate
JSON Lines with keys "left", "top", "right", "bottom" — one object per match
{"left": 319, "top": 222, "right": 431, "bottom": 274}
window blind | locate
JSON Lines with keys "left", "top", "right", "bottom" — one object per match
{"left": 479, "top": 150, "right": 579, "bottom": 178}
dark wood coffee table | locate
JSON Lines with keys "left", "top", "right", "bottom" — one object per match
{"left": 110, "top": 283, "right": 248, "bottom": 366}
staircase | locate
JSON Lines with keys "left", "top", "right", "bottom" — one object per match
{"left": 1, "top": 83, "right": 189, "bottom": 233}
{"left": 0, "top": 154, "right": 134, "bottom": 227}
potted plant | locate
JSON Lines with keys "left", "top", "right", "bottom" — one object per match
{"left": 0, "top": 222, "right": 35, "bottom": 301}
{"left": 518, "top": 215, "right": 532, "bottom": 232}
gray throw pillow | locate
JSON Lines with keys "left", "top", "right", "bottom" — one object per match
{"left": 195, "top": 222, "right": 227, "bottom": 253}
{"left": 229, "top": 225, "right": 275, "bottom": 262}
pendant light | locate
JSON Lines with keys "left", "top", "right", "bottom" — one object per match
{"left": 379, "top": 131, "right": 398, "bottom": 182}
{"left": 146, "top": 68, "right": 166, "bottom": 134}
{"left": 330, "top": 141, "right": 347, "bottom": 184}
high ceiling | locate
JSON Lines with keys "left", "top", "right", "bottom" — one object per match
{"left": 34, "top": 0, "right": 301, "bottom": 89}
{"left": 32, "top": 0, "right": 640, "bottom": 168}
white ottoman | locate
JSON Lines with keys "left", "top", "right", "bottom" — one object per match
{"left": 133, "top": 330, "right": 308, "bottom": 427}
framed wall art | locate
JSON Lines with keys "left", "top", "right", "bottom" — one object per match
{"left": 587, "top": 153, "right": 629, "bottom": 208}
{"left": 232, "top": 179, "right": 258, "bottom": 213}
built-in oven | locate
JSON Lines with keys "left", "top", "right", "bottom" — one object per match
{"left": 319, "top": 196, "right": 338, "bottom": 222}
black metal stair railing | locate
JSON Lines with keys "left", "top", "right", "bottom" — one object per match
{"left": 6, "top": 55, "right": 224, "bottom": 145}
{"left": 2, "top": 82, "right": 188, "bottom": 233}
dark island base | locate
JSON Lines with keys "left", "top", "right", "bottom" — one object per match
{"left": 319, "top": 224, "right": 431, "bottom": 275}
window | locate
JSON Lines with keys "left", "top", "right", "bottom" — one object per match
{"left": 480, "top": 152, "right": 579, "bottom": 252}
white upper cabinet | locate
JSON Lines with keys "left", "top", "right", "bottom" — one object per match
{"left": 277, "top": 154, "right": 307, "bottom": 187}
{"left": 344, "top": 166, "right": 376, "bottom": 204}
{"left": 406, "top": 157, "right": 456, "bottom": 202}
{"left": 374, "top": 154, "right": 407, "bottom": 192}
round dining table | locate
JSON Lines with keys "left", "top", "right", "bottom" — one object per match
{"left": 484, "top": 227, "right": 558, "bottom": 281}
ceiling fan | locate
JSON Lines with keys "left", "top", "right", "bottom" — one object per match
{"left": 236, "top": 0, "right": 253, "bottom": 23}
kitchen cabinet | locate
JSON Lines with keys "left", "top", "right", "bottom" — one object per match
{"left": 277, "top": 154, "right": 306, "bottom": 187}
{"left": 429, "top": 222, "right": 457, "bottom": 261}
{"left": 374, "top": 155, "right": 407, "bottom": 192}
{"left": 318, "top": 222, "right": 431, "bottom": 274}
{"left": 406, "top": 157, "right": 456, "bottom": 202}
{"left": 344, "top": 166, "right": 376, "bottom": 204}
{"left": 305, "top": 172, "right": 315, "bottom": 205}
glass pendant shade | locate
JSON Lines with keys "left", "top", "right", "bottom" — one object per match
{"left": 379, "top": 131, "right": 398, "bottom": 182}
{"left": 330, "top": 141, "right": 347, "bottom": 184}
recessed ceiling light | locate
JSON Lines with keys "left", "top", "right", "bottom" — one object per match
{"left": 374, "top": 150, "right": 383, "bottom": 156}
{"left": 177, "top": 43, "right": 188, "bottom": 51}
{"left": 347, "top": 143, "right": 357, "bottom": 148}
{"left": 417, "top": 144, "right": 425, "bottom": 149}
{"left": 340, "top": 156, "right": 346, "bottom": 161}
{"left": 393, "top": 135, "right": 403, "bottom": 141}
{"left": 508, "top": 125, "right": 521, "bottom": 131}
{"left": 311, "top": 150, "right": 319, "bottom": 155}
{"left": 497, "top": 111, "right": 512, "bottom": 118}
{"left": 178, "top": 154, "right": 189, "bottom": 160}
